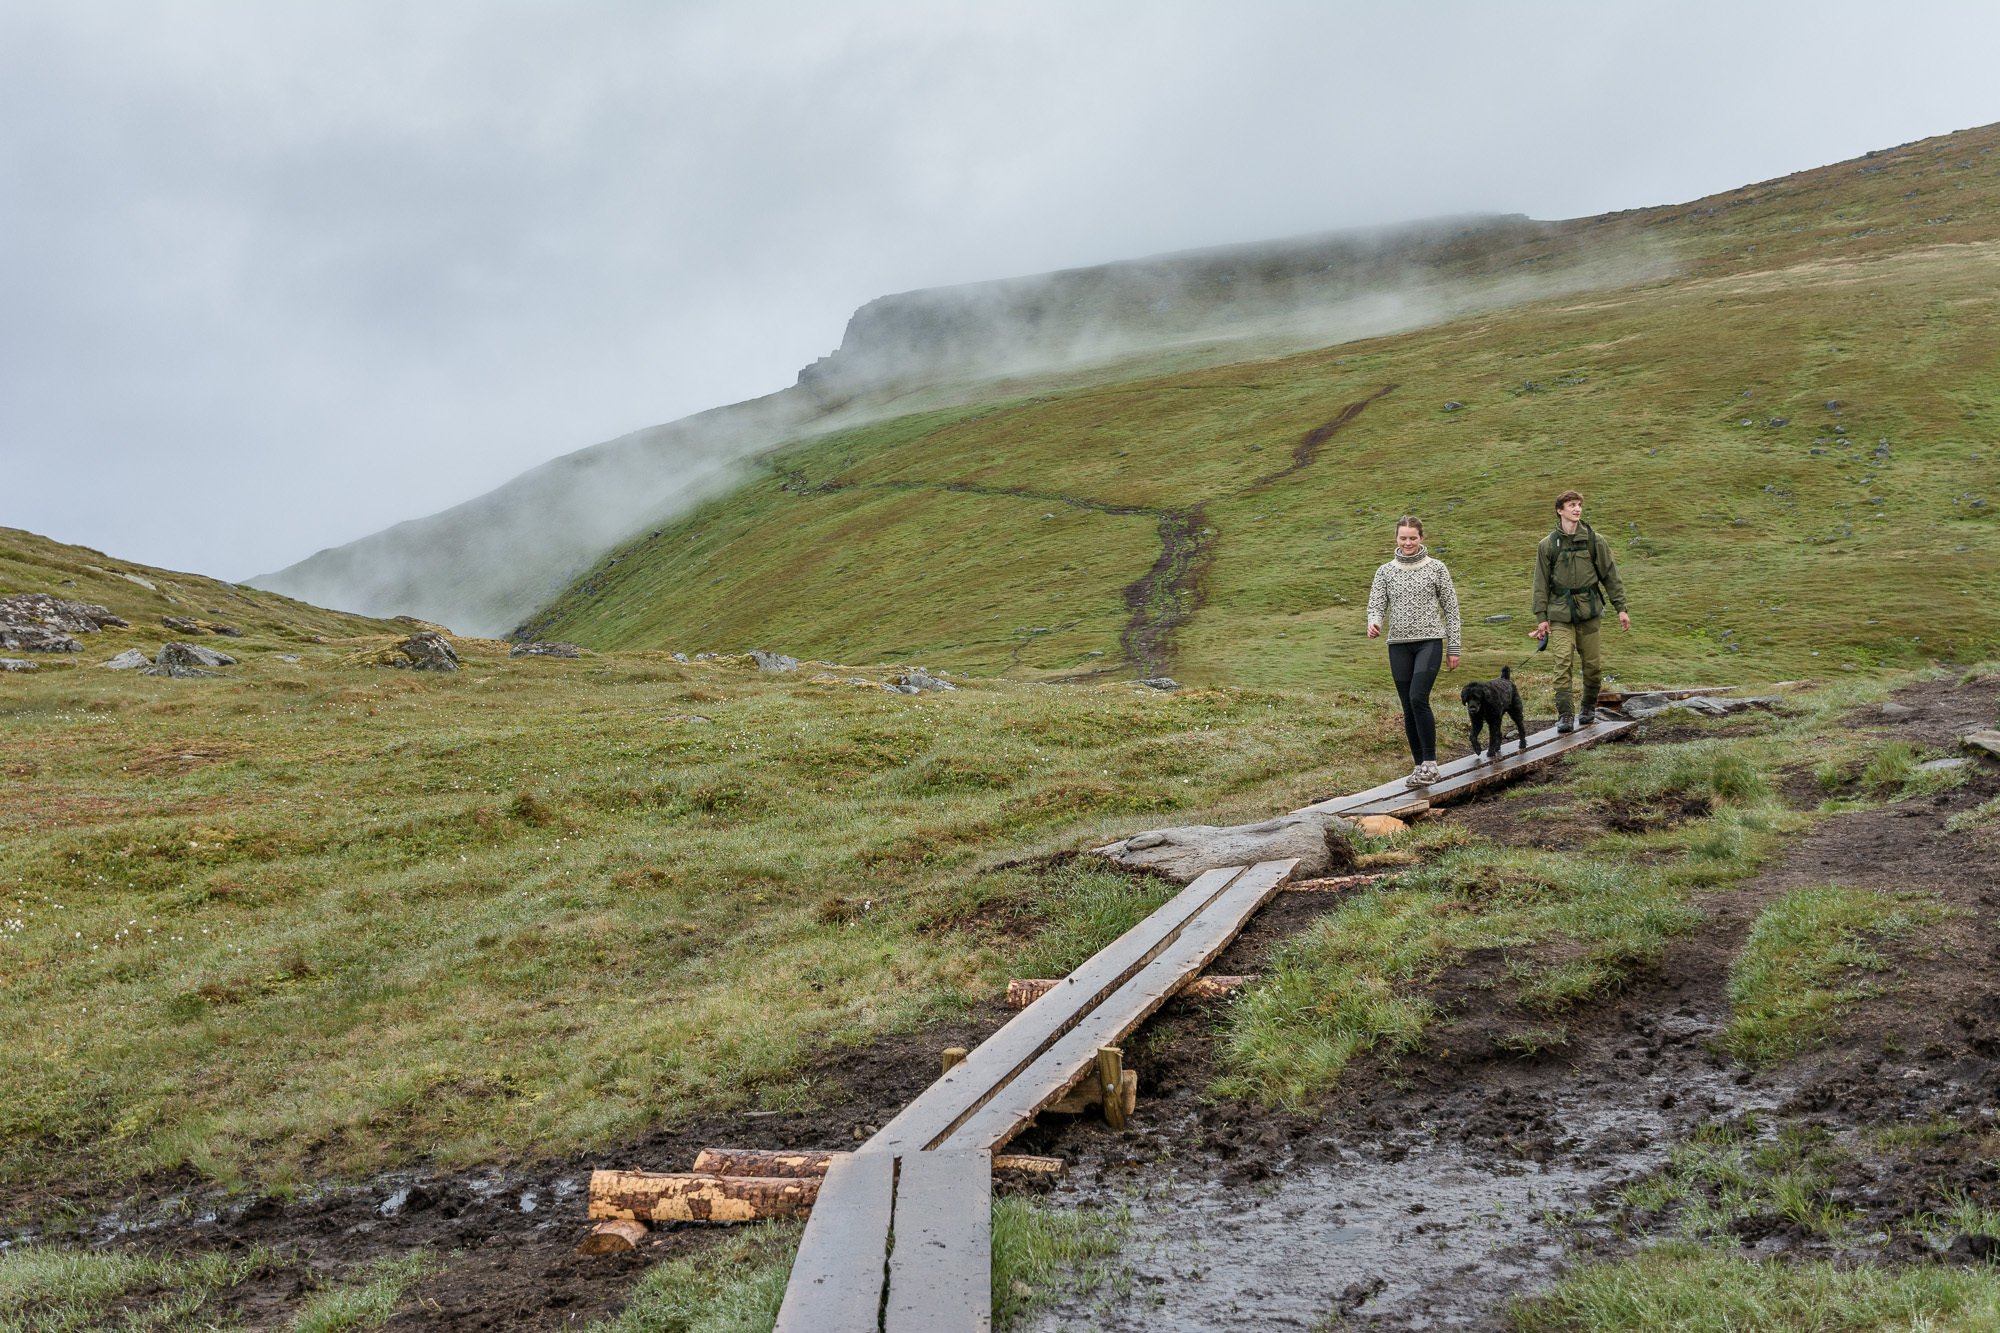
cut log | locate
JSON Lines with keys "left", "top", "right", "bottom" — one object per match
{"left": 991, "top": 1154, "right": 1065, "bottom": 1174}
{"left": 589, "top": 1169, "right": 819, "bottom": 1223}
{"left": 1286, "top": 873, "right": 1386, "bottom": 893}
{"left": 577, "top": 1220, "right": 650, "bottom": 1254}
{"left": 941, "top": 1046, "right": 968, "bottom": 1074}
{"left": 1352, "top": 815, "right": 1407, "bottom": 838}
{"left": 1047, "top": 1069, "right": 1137, "bottom": 1117}
{"left": 1006, "top": 974, "right": 1253, "bottom": 1009}
{"left": 691, "top": 1148, "right": 840, "bottom": 1178}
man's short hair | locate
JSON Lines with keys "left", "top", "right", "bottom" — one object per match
{"left": 1554, "top": 489, "right": 1584, "bottom": 510}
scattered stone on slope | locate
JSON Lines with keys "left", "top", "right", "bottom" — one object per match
{"left": 750, "top": 650, "right": 800, "bottom": 673}
{"left": 0, "top": 625, "right": 82, "bottom": 653}
{"left": 1134, "top": 677, "right": 1181, "bottom": 691}
{"left": 1096, "top": 810, "right": 1358, "bottom": 884}
{"left": 161, "top": 615, "right": 244, "bottom": 637}
{"left": 510, "top": 641, "right": 583, "bottom": 659}
{"left": 1, "top": 658, "right": 37, "bottom": 672}
{"left": 158, "top": 642, "right": 239, "bottom": 669}
{"left": 100, "top": 649, "right": 152, "bottom": 670}
{"left": 142, "top": 663, "right": 230, "bottom": 679}
{"left": 1618, "top": 693, "right": 1785, "bottom": 720}
{"left": 1961, "top": 730, "right": 2000, "bottom": 761}
{"left": 1881, "top": 701, "right": 1916, "bottom": 716}
{"left": 672, "top": 652, "right": 690, "bottom": 663}
{"left": 891, "top": 671, "right": 955, "bottom": 692}
{"left": 394, "top": 632, "right": 459, "bottom": 672}
{"left": 0, "top": 593, "right": 129, "bottom": 634}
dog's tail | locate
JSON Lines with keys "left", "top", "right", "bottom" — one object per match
{"left": 1500, "top": 665, "right": 1512, "bottom": 680}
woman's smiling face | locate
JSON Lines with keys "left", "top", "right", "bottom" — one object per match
{"left": 1396, "top": 525, "right": 1424, "bottom": 555}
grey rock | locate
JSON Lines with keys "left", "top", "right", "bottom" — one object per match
{"left": 1622, "top": 692, "right": 1784, "bottom": 720}
{"left": 1917, "top": 757, "right": 1968, "bottom": 772}
{"left": 1, "top": 658, "right": 38, "bottom": 672}
{"left": 672, "top": 652, "right": 690, "bottom": 663}
{"left": 510, "top": 641, "right": 583, "bottom": 659}
{"left": 158, "top": 641, "right": 238, "bottom": 669}
{"left": 883, "top": 683, "right": 922, "bottom": 695}
{"left": 275, "top": 654, "right": 300, "bottom": 663}
{"left": 397, "top": 632, "right": 459, "bottom": 672}
{"left": 0, "top": 624, "right": 82, "bottom": 653}
{"left": 1881, "top": 701, "right": 1916, "bottom": 716}
{"left": 750, "top": 650, "right": 799, "bottom": 673}
{"left": 0, "top": 593, "right": 127, "bottom": 635}
{"left": 1960, "top": 730, "right": 2000, "bottom": 761}
{"left": 1135, "top": 677, "right": 1181, "bottom": 691}
{"left": 1097, "top": 811, "right": 1359, "bottom": 884}
{"left": 695, "top": 652, "right": 720, "bottom": 660}
{"left": 1443, "top": 401, "right": 1464, "bottom": 411}
{"left": 100, "top": 648, "right": 152, "bottom": 670}
{"left": 892, "top": 671, "right": 956, "bottom": 692}
{"left": 141, "top": 663, "right": 230, "bottom": 678}
{"left": 1483, "top": 614, "right": 1513, "bottom": 624}
{"left": 161, "top": 615, "right": 244, "bottom": 637}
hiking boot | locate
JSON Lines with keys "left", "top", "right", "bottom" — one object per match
{"left": 1557, "top": 714, "right": 1575, "bottom": 734}
{"left": 1579, "top": 688, "right": 1599, "bottom": 727}
{"left": 1405, "top": 765, "right": 1430, "bottom": 788}
{"left": 1423, "top": 760, "right": 1441, "bottom": 783}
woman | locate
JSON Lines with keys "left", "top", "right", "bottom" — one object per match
{"left": 1366, "top": 516, "right": 1462, "bottom": 787}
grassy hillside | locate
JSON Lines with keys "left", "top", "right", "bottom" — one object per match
{"left": 520, "top": 122, "right": 2000, "bottom": 693}
{"left": 0, "top": 527, "right": 405, "bottom": 649}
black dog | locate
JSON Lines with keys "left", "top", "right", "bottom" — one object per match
{"left": 1461, "top": 666, "right": 1528, "bottom": 761}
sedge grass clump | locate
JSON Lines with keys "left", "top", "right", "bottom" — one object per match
{"left": 1216, "top": 848, "right": 1700, "bottom": 1105}
{"left": 0, "top": 1244, "right": 286, "bottom": 1333}
{"left": 1723, "top": 885, "right": 1940, "bottom": 1065}
{"left": 991, "top": 1199, "right": 1131, "bottom": 1330}
{"left": 1509, "top": 1242, "right": 2000, "bottom": 1333}
{"left": 1570, "top": 739, "right": 1770, "bottom": 808}
{"left": 587, "top": 1222, "right": 799, "bottom": 1333}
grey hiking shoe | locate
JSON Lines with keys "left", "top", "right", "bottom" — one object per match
{"left": 1557, "top": 714, "right": 1575, "bottom": 734}
{"left": 1405, "top": 765, "right": 1429, "bottom": 788}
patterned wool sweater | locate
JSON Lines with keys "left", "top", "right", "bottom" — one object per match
{"left": 1366, "top": 549, "right": 1462, "bottom": 654}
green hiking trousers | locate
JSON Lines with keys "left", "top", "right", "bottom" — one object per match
{"left": 1550, "top": 615, "right": 1602, "bottom": 714}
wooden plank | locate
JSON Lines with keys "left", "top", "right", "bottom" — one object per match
{"left": 884, "top": 1150, "right": 992, "bottom": 1333}
{"left": 865, "top": 864, "right": 1248, "bottom": 1154}
{"left": 941, "top": 859, "right": 1297, "bottom": 1153}
{"left": 1305, "top": 718, "right": 1636, "bottom": 818}
{"left": 1005, "top": 974, "right": 1252, "bottom": 1008}
{"left": 771, "top": 1150, "right": 895, "bottom": 1333}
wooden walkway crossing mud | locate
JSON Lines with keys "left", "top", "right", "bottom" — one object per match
{"left": 760, "top": 716, "right": 1642, "bottom": 1329}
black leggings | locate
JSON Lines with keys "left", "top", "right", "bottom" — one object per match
{"left": 1388, "top": 638, "right": 1442, "bottom": 764}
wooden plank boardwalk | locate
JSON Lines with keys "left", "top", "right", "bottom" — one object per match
{"left": 771, "top": 712, "right": 1640, "bottom": 1328}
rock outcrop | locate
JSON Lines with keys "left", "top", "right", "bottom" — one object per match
{"left": 1097, "top": 811, "right": 1358, "bottom": 884}
{"left": 158, "top": 642, "right": 239, "bottom": 669}
{"left": 100, "top": 648, "right": 152, "bottom": 670}
{"left": 891, "top": 671, "right": 955, "bottom": 692}
{"left": 510, "top": 641, "right": 583, "bottom": 658}
{"left": 161, "top": 615, "right": 244, "bottom": 637}
{"left": 0, "top": 593, "right": 128, "bottom": 635}
{"left": 1, "top": 658, "right": 37, "bottom": 672}
{"left": 357, "top": 631, "right": 461, "bottom": 672}
{"left": 750, "top": 651, "right": 800, "bottom": 673}
{"left": 142, "top": 663, "right": 231, "bottom": 679}
{"left": 0, "top": 625, "right": 81, "bottom": 653}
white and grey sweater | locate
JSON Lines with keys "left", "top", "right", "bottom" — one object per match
{"left": 1366, "top": 548, "right": 1462, "bottom": 655}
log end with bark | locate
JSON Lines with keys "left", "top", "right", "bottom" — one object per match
{"left": 589, "top": 1169, "right": 819, "bottom": 1223}
{"left": 577, "top": 1219, "right": 650, "bottom": 1254}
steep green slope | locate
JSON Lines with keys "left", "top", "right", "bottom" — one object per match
{"left": 519, "top": 123, "right": 2000, "bottom": 690}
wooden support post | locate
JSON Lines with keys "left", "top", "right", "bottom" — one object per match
{"left": 589, "top": 1169, "right": 819, "bottom": 1223}
{"left": 577, "top": 1219, "right": 649, "bottom": 1254}
{"left": 941, "top": 1046, "right": 968, "bottom": 1075}
{"left": 1097, "top": 1047, "right": 1126, "bottom": 1130}
{"left": 1046, "top": 1070, "right": 1136, "bottom": 1116}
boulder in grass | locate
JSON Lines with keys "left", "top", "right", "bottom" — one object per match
{"left": 1, "top": 658, "right": 37, "bottom": 672}
{"left": 1134, "top": 677, "right": 1181, "bottom": 691}
{"left": 0, "top": 624, "right": 82, "bottom": 653}
{"left": 396, "top": 632, "right": 459, "bottom": 672}
{"left": 891, "top": 671, "right": 955, "bottom": 692}
{"left": 1096, "top": 811, "right": 1358, "bottom": 884}
{"left": 510, "top": 641, "right": 583, "bottom": 659}
{"left": 750, "top": 650, "right": 800, "bottom": 673}
{"left": 158, "top": 641, "right": 238, "bottom": 669}
{"left": 0, "top": 594, "right": 128, "bottom": 634}
{"left": 161, "top": 615, "right": 243, "bottom": 638}
{"left": 1962, "top": 730, "right": 2000, "bottom": 761}
{"left": 101, "top": 648, "right": 152, "bottom": 670}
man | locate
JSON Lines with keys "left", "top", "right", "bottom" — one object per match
{"left": 1532, "top": 490, "right": 1629, "bottom": 732}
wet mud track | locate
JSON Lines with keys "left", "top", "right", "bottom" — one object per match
{"left": 16, "top": 675, "right": 2000, "bottom": 1329}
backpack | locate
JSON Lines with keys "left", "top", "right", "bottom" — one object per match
{"left": 1545, "top": 521, "right": 1604, "bottom": 621}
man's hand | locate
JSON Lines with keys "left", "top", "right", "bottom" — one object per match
{"left": 1534, "top": 621, "right": 1550, "bottom": 641}
{"left": 1446, "top": 654, "right": 1460, "bottom": 671}
{"left": 1618, "top": 611, "right": 1632, "bottom": 631}
{"left": 1367, "top": 623, "right": 1381, "bottom": 639}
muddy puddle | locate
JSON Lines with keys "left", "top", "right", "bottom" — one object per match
{"left": 1031, "top": 1044, "right": 1789, "bottom": 1331}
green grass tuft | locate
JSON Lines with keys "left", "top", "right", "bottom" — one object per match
{"left": 1723, "top": 885, "right": 1940, "bottom": 1065}
{"left": 585, "top": 1224, "right": 799, "bottom": 1333}
{"left": 991, "top": 1199, "right": 1131, "bottom": 1330}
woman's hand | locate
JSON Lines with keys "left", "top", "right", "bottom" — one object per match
{"left": 1366, "top": 623, "right": 1381, "bottom": 639}
{"left": 1446, "top": 654, "right": 1459, "bottom": 671}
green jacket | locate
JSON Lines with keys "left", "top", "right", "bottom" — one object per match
{"left": 1533, "top": 520, "right": 1627, "bottom": 624}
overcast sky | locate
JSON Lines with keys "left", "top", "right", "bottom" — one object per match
{"left": 3, "top": 1, "right": 1995, "bottom": 580}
